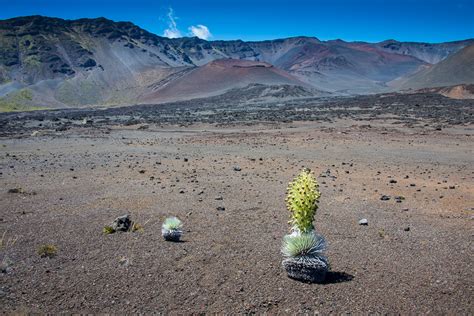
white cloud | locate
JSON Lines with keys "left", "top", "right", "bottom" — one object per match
{"left": 162, "top": 8, "right": 212, "bottom": 40}
{"left": 163, "top": 7, "right": 182, "bottom": 38}
{"left": 188, "top": 24, "right": 212, "bottom": 40}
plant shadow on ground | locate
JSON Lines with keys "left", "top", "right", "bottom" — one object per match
{"left": 286, "top": 271, "right": 354, "bottom": 284}
{"left": 321, "top": 271, "right": 354, "bottom": 284}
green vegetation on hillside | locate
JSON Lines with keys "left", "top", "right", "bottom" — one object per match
{"left": 0, "top": 89, "right": 48, "bottom": 112}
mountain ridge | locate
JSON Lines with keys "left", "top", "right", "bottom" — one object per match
{"left": 398, "top": 44, "right": 474, "bottom": 89}
{"left": 1, "top": 15, "right": 473, "bottom": 111}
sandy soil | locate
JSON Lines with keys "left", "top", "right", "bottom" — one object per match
{"left": 0, "top": 116, "right": 473, "bottom": 313}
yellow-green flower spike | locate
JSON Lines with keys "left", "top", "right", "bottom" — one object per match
{"left": 286, "top": 168, "right": 320, "bottom": 233}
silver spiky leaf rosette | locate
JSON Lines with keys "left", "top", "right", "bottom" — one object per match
{"left": 161, "top": 228, "right": 182, "bottom": 241}
{"left": 281, "top": 232, "right": 329, "bottom": 283}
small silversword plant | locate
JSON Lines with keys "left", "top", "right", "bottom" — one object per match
{"left": 162, "top": 217, "right": 183, "bottom": 241}
{"left": 282, "top": 168, "right": 329, "bottom": 283}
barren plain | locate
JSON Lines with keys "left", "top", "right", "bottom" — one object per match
{"left": 0, "top": 93, "right": 473, "bottom": 313}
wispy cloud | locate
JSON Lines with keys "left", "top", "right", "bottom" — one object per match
{"left": 162, "top": 7, "right": 212, "bottom": 40}
{"left": 163, "top": 7, "right": 182, "bottom": 38}
{"left": 188, "top": 24, "right": 212, "bottom": 40}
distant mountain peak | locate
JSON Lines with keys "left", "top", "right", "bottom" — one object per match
{"left": 0, "top": 15, "right": 473, "bottom": 111}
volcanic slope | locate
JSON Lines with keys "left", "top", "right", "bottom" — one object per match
{"left": 141, "top": 59, "right": 314, "bottom": 103}
{"left": 1, "top": 15, "right": 473, "bottom": 110}
{"left": 397, "top": 44, "right": 474, "bottom": 90}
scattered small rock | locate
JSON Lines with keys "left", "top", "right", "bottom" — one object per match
{"left": 380, "top": 195, "right": 391, "bottom": 201}
{"left": 0, "top": 287, "right": 10, "bottom": 297}
{"left": 358, "top": 218, "right": 368, "bottom": 225}
{"left": 217, "top": 206, "right": 225, "bottom": 211}
{"left": 394, "top": 196, "right": 405, "bottom": 203}
{"left": 82, "top": 118, "right": 93, "bottom": 125}
{"left": 233, "top": 166, "right": 242, "bottom": 172}
{"left": 8, "top": 187, "right": 24, "bottom": 194}
{"left": 119, "top": 257, "right": 130, "bottom": 267}
{"left": 112, "top": 215, "right": 132, "bottom": 232}
{"left": 0, "top": 257, "right": 13, "bottom": 274}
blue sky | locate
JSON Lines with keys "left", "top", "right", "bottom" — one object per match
{"left": 0, "top": 0, "right": 473, "bottom": 42}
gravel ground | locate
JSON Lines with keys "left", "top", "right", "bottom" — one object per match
{"left": 0, "top": 94, "right": 473, "bottom": 313}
